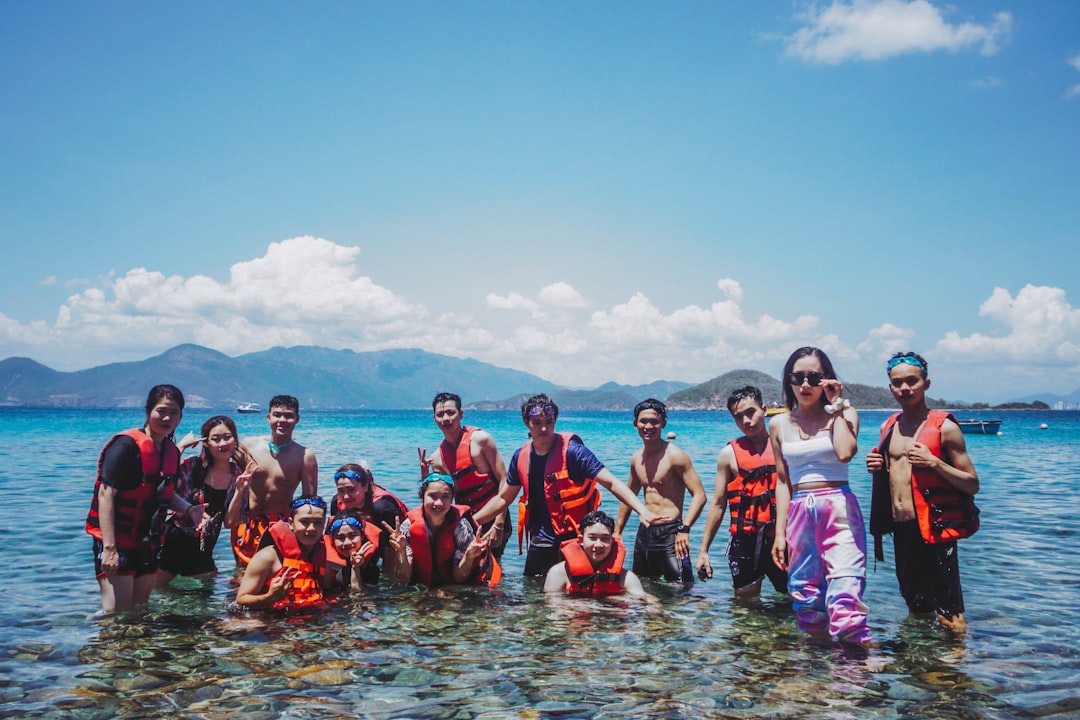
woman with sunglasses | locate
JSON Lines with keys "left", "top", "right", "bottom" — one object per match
{"left": 769, "top": 347, "right": 871, "bottom": 646}
{"left": 332, "top": 461, "right": 409, "bottom": 584}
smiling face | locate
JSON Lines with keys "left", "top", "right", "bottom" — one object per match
{"left": 634, "top": 408, "right": 666, "bottom": 443}
{"left": 332, "top": 522, "right": 363, "bottom": 556}
{"left": 205, "top": 421, "right": 237, "bottom": 464}
{"left": 580, "top": 521, "right": 615, "bottom": 567}
{"left": 421, "top": 480, "right": 455, "bottom": 527}
{"left": 336, "top": 475, "right": 369, "bottom": 512}
{"left": 433, "top": 400, "right": 463, "bottom": 436}
{"left": 266, "top": 405, "right": 299, "bottom": 443}
{"left": 888, "top": 363, "right": 930, "bottom": 408}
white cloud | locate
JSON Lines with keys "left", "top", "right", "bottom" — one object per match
{"left": 38, "top": 275, "right": 57, "bottom": 287}
{"left": 485, "top": 292, "right": 540, "bottom": 312}
{"left": 786, "top": 1, "right": 1012, "bottom": 64}
{"left": 1067, "top": 53, "right": 1080, "bottom": 98}
{"left": 856, "top": 322, "right": 916, "bottom": 355}
{"left": 969, "top": 76, "right": 1002, "bottom": 90}
{"left": 936, "top": 285, "right": 1080, "bottom": 363}
{"left": 538, "top": 282, "right": 587, "bottom": 308}
{"left": 717, "top": 278, "right": 744, "bottom": 303}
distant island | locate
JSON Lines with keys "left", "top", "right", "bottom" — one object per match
{"left": 0, "top": 343, "right": 1062, "bottom": 411}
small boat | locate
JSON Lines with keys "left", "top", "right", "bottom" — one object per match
{"left": 236, "top": 402, "right": 261, "bottom": 414}
{"left": 958, "top": 419, "right": 1002, "bottom": 435}
{"left": 765, "top": 403, "right": 789, "bottom": 417}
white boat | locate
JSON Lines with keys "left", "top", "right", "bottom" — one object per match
{"left": 236, "top": 402, "right": 261, "bottom": 414}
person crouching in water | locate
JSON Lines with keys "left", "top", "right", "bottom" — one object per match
{"left": 333, "top": 461, "right": 408, "bottom": 585}
{"left": 544, "top": 510, "right": 646, "bottom": 597}
{"left": 386, "top": 473, "right": 499, "bottom": 588}
{"left": 235, "top": 495, "right": 333, "bottom": 611}
{"left": 325, "top": 514, "right": 381, "bottom": 593}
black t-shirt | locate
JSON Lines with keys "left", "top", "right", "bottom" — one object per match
{"left": 98, "top": 435, "right": 147, "bottom": 491}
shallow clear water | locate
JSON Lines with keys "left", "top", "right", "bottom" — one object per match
{"left": 1, "top": 408, "right": 1078, "bottom": 719}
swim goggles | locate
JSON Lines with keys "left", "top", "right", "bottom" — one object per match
{"left": 887, "top": 354, "right": 926, "bottom": 371}
{"left": 334, "top": 469, "right": 369, "bottom": 482}
{"left": 527, "top": 405, "right": 556, "bottom": 419}
{"left": 290, "top": 496, "right": 328, "bottom": 511}
{"left": 419, "top": 472, "right": 455, "bottom": 489}
{"left": 329, "top": 516, "right": 363, "bottom": 534}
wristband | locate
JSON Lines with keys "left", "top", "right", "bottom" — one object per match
{"left": 677, "top": 524, "right": 692, "bottom": 534}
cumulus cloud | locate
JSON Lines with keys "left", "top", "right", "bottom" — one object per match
{"left": 485, "top": 292, "right": 540, "bottom": 312}
{"left": 786, "top": 1, "right": 1012, "bottom": 64}
{"left": 2, "top": 236, "right": 429, "bottom": 364}
{"left": 38, "top": 275, "right": 57, "bottom": 287}
{"left": 538, "top": 282, "right": 587, "bottom": 308}
{"left": 936, "top": 285, "right": 1080, "bottom": 363}
{"left": 1067, "top": 52, "right": 1080, "bottom": 98}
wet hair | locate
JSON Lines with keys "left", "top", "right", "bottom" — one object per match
{"left": 887, "top": 351, "right": 929, "bottom": 379}
{"left": 726, "top": 386, "right": 764, "bottom": 414}
{"left": 290, "top": 494, "right": 328, "bottom": 518}
{"left": 419, "top": 472, "right": 455, "bottom": 500}
{"left": 521, "top": 393, "right": 559, "bottom": 423}
{"left": 781, "top": 346, "right": 838, "bottom": 410}
{"left": 145, "top": 384, "right": 185, "bottom": 416}
{"left": 580, "top": 510, "right": 615, "bottom": 534}
{"left": 432, "top": 392, "right": 462, "bottom": 411}
{"left": 268, "top": 395, "right": 300, "bottom": 413}
{"left": 633, "top": 398, "right": 667, "bottom": 422}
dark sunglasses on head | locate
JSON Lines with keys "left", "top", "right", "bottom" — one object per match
{"left": 334, "top": 470, "right": 368, "bottom": 482}
{"left": 527, "top": 405, "right": 556, "bottom": 418}
{"left": 789, "top": 371, "right": 825, "bottom": 387}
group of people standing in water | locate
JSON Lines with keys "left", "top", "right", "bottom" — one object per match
{"left": 87, "top": 346, "right": 981, "bottom": 646}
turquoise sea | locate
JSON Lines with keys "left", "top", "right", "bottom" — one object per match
{"left": 1, "top": 407, "right": 1078, "bottom": 719}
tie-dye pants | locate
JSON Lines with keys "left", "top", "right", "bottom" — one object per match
{"left": 786, "top": 486, "right": 871, "bottom": 645}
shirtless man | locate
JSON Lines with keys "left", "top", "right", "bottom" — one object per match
{"left": 233, "top": 395, "right": 318, "bottom": 566}
{"left": 614, "top": 399, "right": 706, "bottom": 584}
{"left": 866, "top": 352, "right": 980, "bottom": 632}
{"left": 418, "top": 392, "right": 511, "bottom": 559}
{"left": 695, "top": 386, "right": 789, "bottom": 598}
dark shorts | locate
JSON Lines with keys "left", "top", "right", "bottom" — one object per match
{"left": 633, "top": 521, "right": 694, "bottom": 583}
{"left": 727, "top": 531, "right": 788, "bottom": 594}
{"left": 893, "top": 520, "right": 965, "bottom": 619}
{"left": 93, "top": 538, "right": 158, "bottom": 578}
{"left": 524, "top": 543, "right": 564, "bottom": 577}
{"left": 157, "top": 524, "right": 218, "bottom": 577}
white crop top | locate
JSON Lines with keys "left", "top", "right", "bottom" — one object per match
{"left": 781, "top": 432, "right": 849, "bottom": 488}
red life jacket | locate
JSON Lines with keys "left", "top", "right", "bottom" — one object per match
{"left": 406, "top": 505, "right": 483, "bottom": 587}
{"left": 516, "top": 433, "right": 601, "bottom": 551}
{"left": 561, "top": 537, "right": 626, "bottom": 596}
{"left": 870, "top": 411, "right": 980, "bottom": 554}
{"left": 266, "top": 520, "right": 328, "bottom": 610}
{"left": 439, "top": 426, "right": 499, "bottom": 510}
{"left": 726, "top": 437, "right": 778, "bottom": 538}
{"left": 86, "top": 429, "right": 180, "bottom": 551}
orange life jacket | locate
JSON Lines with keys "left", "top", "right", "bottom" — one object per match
{"left": 335, "top": 484, "right": 409, "bottom": 523}
{"left": 439, "top": 426, "right": 499, "bottom": 510}
{"left": 726, "top": 437, "right": 778, "bottom": 538}
{"left": 86, "top": 429, "right": 180, "bottom": 551}
{"left": 516, "top": 433, "right": 601, "bottom": 551}
{"left": 406, "top": 505, "right": 485, "bottom": 587}
{"left": 266, "top": 520, "right": 328, "bottom": 610}
{"left": 870, "top": 411, "right": 980, "bottom": 559}
{"left": 561, "top": 537, "right": 626, "bottom": 596}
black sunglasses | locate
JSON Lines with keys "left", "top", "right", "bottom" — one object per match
{"left": 789, "top": 371, "right": 824, "bottom": 387}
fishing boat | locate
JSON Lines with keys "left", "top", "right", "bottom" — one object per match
{"left": 957, "top": 419, "right": 1002, "bottom": 435}
{"left": 236, "top": 402, "right": 261, "bottom": 414}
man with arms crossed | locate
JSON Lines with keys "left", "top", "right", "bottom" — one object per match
{"left": 233, "top": 395, "right": 319, "bottom": 566}
{"left": 866, "top": 352, "right": 979, "bottom": 632}
{"left": 418, "top": 392, "right": 511, "bottom": 559}
{"left": 696, "top": 387, "right": 789, "bottom": 598}
{"left": 614, "top": 399, "right": 706, "bottom": 584}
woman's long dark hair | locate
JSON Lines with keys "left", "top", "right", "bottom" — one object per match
{"left": 781, "top": 346, "right": 838, "bottom": 410}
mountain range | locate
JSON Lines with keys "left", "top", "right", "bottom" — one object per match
{"left": 0, "top": 343, "right": 1059, "bottom": 410}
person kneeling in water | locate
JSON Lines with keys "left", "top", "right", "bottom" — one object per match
{"left": 235, "top": 495, "right": 334, "bottom": 611}
{"left": 544, "top": 510, "right": 646, "bottom": 597}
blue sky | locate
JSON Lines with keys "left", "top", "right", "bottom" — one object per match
{"left": 2, "top": 1, "right": 1078, "bottom": 402}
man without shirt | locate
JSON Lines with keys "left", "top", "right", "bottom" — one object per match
{"left": 696, "top": 386, "right": 789, "bottom": 599}
{"left": 233, "top": 395, "right": 319, "bottom": 566}
{"left": 418, "top": 392, "right": 512, "bottom": 559}
{"left": 479, "top": 393, "right": 669, "bottom": 577}
{"left": 614, "top": 399, "right": 706, "bottom": 584}
{"left": 866, "top": 352, "right": 980, "bottom": 633}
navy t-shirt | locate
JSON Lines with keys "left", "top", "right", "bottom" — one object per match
{"left": 507, "top": 436, "right": 604, "bottom": 547}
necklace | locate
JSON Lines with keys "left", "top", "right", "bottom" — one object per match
{"left": 268, "top": 440, "right": 293, "bottom": 455}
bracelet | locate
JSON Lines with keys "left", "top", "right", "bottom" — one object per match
{"left": 824, "top": 398, "right": 851, "bottom": 415}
